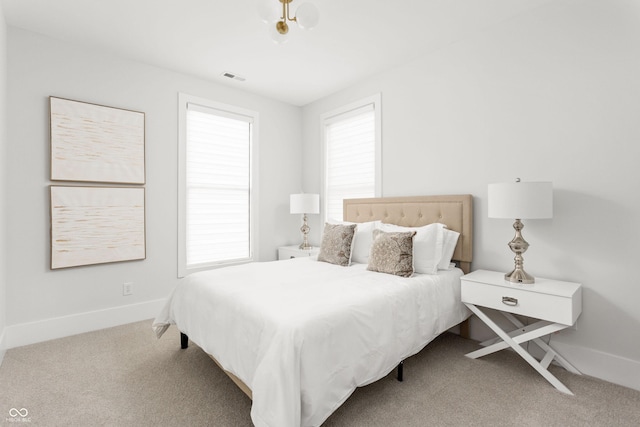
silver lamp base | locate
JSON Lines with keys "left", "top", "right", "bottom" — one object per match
{"left": 298, "top": 213, "right": 312, "bottom": 250}
{"left": 505, "top": 219, "right": 535, "bottom": 284}
{"left": 505, "top": 268, "right": 534, "bottom": 284}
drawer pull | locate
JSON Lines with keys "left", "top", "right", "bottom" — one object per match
{"left": 502, "top": 296, "right": 518, "bottom": 306}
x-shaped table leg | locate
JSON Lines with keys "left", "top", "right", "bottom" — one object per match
{"left": 464, "top": 303, "right": 579, "bottom": 395}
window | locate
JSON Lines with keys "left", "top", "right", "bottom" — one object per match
{"left": 178, "top": 94, "right": 258, "bottom": 277}
{"left": 322, "top": 94, "right": 381, "bottom": 222}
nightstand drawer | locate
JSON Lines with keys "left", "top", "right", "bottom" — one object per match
{"left": 461, "top": 273, "right": 582, "bottom": 326}
{"left": 278, "top": 245, "right": 319, "bottom": 260}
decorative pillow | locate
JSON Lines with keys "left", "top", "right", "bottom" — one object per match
{"left": 367, "top": 229, "right": 416, "bottom": 277}
{"left": 378, "top": 223, "right": 444, "bottom": 274}
{"left": 317, "top": 223, "right": 357, "bottom": 266}
{"left": 438, "top": 227, "right": 460, "bottom": 270}
{"left": 329, "top": 220, "right": 381, "bottom": 264}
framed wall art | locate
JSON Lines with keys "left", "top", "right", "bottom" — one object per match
{"left": 50, "top": 97, "right": 145, "bottom": 184}
{"left": 50, "top": 186, "right": 146, "bottom": 269}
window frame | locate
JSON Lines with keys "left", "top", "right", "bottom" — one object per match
{"left": 320, "top": 93, "right": 382, "bottom": 223}
{"left": 178, "top": 93, "right": 259, "bottom": 277}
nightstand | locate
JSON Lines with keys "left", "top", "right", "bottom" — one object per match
{"left": 278, "top": 245, "right": 320, "bottom": 260}
{"left": 461, "top": 269, "right": 582, "bottom": 395}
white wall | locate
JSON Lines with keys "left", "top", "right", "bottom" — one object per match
{"left": 302, "top": 0, "right": 640, "bottom": 390}
{"left": 4, "top": 27, "right": 302, "bottom": 347}
{"left": 0, "top": 3, "right": 8, "bottom": 362}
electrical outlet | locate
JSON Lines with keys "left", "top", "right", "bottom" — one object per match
{"left": 123, "top": 282, "right": 133, "bottom": 296}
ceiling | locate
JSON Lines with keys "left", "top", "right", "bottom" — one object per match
{"left": 2, "top": 0, "right": 552, "bottom": 106}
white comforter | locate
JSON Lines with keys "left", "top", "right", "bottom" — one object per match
{"left": 152, "top": 257, "right": 468, "bottom": 427}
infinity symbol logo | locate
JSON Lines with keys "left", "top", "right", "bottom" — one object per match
{"left": 9, "top": 408, "right": 28, "bottom": 417}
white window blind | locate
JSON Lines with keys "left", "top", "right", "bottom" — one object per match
{"left": 179, "top": 95, "right": 256, "bottom": 276}
{"left": 323, "top": 95, "right": 381, "bottom": 222}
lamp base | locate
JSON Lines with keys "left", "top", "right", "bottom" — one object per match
{"left": 298, "top": 213, "right": 311, "bottom": 251}
{"left": 504, "top": 268, "right": 535, "bottom": 284}
{"left": 505, "top": 219, "right": 536, "bottom": 284}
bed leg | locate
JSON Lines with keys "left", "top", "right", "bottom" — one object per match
{"left": 460, "top": 319, "right": 470, "bottom": 339}
{"left": 397, "top": 360, "right": 404, "bottom": 382}
{"left": 180, "top": 332, "right": 189, "bottom": 349}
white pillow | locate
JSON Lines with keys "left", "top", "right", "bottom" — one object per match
{"left": 438, "top": 227, "right": 460, "bottom": 270}
{"left": 378, "top": 223, "right": 444, "bottom": 274}
{"left": 329, "top": 220, "right": 381, "bottom": 264}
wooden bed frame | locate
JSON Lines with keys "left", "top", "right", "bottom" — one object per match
{"left": 181, "top": 194, "right": 473, "bottom": 401}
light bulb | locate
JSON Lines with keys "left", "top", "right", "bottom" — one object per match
{"left": 256, "top": 0, "right": 279, "bottom": 24}
{"left": 276, "top": 20, "right": 289, "bottom": 34}
{"left": 269, "top": 22, "right": 289, "bottom": 44}
{"left": 295, "top": 3, "right": 319, "bottom": 30}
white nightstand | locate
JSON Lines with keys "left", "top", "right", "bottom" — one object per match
{"left": 278, "top": 245, "right": 320, "bottom": 260}
{"left": 461, "top": 269, "right": 582, "bottom": 395}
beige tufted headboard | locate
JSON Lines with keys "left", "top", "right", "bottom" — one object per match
{"left": 343, "top": 195, "right": 473, "bottom": 274}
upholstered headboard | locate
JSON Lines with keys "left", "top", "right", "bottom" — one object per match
{"left": 343, "top": 195, "right": 473, "bottom": 274}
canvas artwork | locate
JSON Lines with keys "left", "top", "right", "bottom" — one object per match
{"left": 50, "top": 97, "right": 145, "bottom": 184}
{"left": 50, "top": 186, "right": 146, "bottom": 269}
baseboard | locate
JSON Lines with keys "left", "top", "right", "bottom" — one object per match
{"left": 550, "top": 340, "right": 640, "bottom": 392}
{"left": 4, "top": 298, "right": 167, "bottom": 349}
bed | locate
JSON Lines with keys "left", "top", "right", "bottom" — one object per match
{"left": 153, "top": 194, "right": 473, "bottom": 427}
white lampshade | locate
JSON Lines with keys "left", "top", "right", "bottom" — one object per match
{"left": 290, "top": 193, "right": 320, "bottom": 214}
{"left": 488, "top": 181, "right": 553, "bottom": 219}
{"left": 295, "top": 2, "right": 319, "bottom": 30}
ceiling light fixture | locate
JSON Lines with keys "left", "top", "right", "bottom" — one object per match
{"left": 258, "top": 0, "right": 319, "bottom": 43}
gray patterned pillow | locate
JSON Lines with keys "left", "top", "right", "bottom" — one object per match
{"left": 317, "top": 223, "right": 357, "bottom": 266}
{"left": 367, "top": 229, "right": 416, "bottom": 277}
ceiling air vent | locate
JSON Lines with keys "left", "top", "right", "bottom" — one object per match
{"left": 221, "top": 72, "right": 246, "bottom": 82}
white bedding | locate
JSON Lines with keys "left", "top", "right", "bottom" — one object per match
{"left": 152, "top": 257, "right": 469, "bottom": 427}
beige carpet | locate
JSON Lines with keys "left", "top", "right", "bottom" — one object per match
{"left": 1, "top": 320, "right": 639, "bottom": 426}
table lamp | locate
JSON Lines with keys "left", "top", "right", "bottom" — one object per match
{"left": 290, "top": 193, "right": 320, "bottom": 250}
{"left": 488, "top": 179, "right": 553, "bottom": 284}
